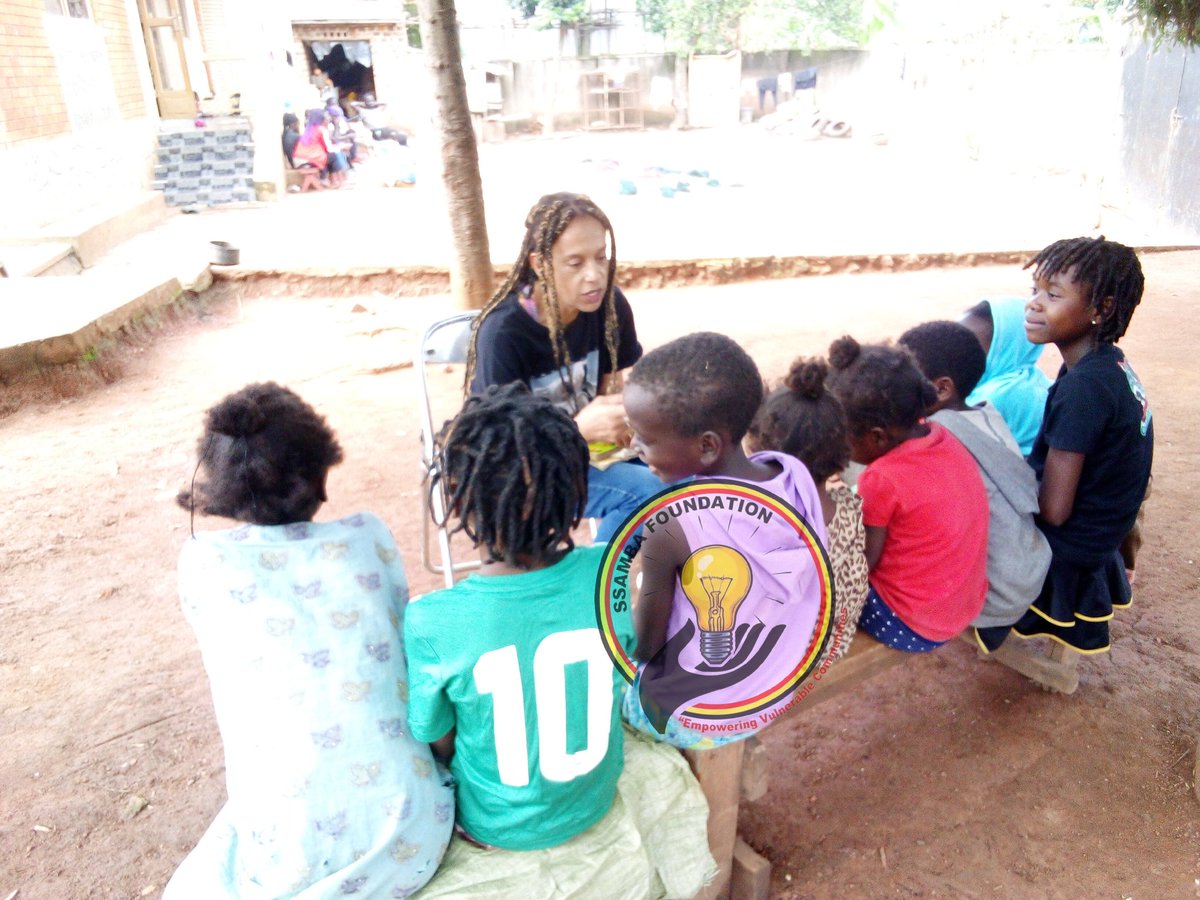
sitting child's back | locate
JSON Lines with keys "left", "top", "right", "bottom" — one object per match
{"left": 748, "top": 355, "right": 870, "bottom": 665}
{"left": 166, "top": 383, "right": 452, "bottom": 898}
{"left": 622, "top": 333, "right": 831, "bottom": 748}
{"left": 900, "top": 321, "right": 1051, "bottom": 638}
{"left": 858, "top": 421, "right": 989, "bottom": 641}
{"left": 827, "top": 336, "right": 988, "bottom": 648}
{"left": 406, "top": 542, "right": 624, "bottom": 849}
{"left": 404, "top": 384, "right": 714, "bottom": 898}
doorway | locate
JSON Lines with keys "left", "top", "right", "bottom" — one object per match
{"left": 306, "top": 40, "right": 376, "bottom": 109}
{"left": 136, "top": 0, "right": 195, "bottom": 117}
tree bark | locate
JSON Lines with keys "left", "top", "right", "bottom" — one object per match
{"left": 416, "top": 0, "right": 493, "bottom": 309}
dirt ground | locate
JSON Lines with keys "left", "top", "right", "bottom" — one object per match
{"left": 1, "top": 253, "right": 1198, "bottom": 899}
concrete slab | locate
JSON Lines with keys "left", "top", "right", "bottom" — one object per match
{"left": 0, "top": 191, "right": 169, "bottom": 268}
{"left": 0, "top": 270, "right": 183, "bottom": 376}
{"left": 0, "top": 242, "right": 80, "bottom": 277}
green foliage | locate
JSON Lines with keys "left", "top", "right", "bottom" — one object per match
{"left": 1106, "top": 0, "right": 1200, "bottom": 46}
{"left": 639, "top": 0, "right": 888, "bottom": 53}
{"left": 405, "top": 1, "right": 421, "bottom": 48}
{"left": 861, "top": 0, "right": 897, "bottom": 42}
{"left": 509, "top": 0, "right": 589, "bottom": 28}
{"left": 636, "top": 0, "right": 753, "bottom": 52}
{"left": 740, "top": 0, "right": 865, "bottom": 51}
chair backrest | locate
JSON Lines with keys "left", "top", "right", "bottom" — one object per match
{"left": 418, "top": 311, "right": 477, "bottom": 366}
{"left": 414, "top": 311, "right": 477, "bottom": 460}
{"left": 414, "top": 311, "right": 479, "bottom": 588}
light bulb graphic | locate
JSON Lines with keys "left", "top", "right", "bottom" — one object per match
{"left": 680, "top": 545, "right": 753, "bottom": 666}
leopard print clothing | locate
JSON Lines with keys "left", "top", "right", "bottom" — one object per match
{"left": 815, "top": 478, "right": 869, "bottom": 667}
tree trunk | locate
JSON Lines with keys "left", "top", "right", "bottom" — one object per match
{"left": 416, "top": 0, "right": 493, "bottom": 310}
{"left": 672, "top": 53, "right": 689, "bottom": 129}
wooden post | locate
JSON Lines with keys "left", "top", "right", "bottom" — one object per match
{"left": 685, "top": 741, "right": 744, "bottom": 900}
{"left": 731, "top": 837, "right": 772, "bottom": 900}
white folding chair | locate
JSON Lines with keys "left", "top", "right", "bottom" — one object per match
{"left": 415, "top": 311, "right": 480, "bottom": 588}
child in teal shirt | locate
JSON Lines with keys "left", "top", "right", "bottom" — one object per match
{"left": 405, "top": 384, "right": 713, "bottom": 897}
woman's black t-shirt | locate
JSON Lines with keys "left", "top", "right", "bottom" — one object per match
{"left": 470, "top": 287, "right": 642, "bottom": 415}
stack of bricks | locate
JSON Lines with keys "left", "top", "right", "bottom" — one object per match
{"left": 153, "top": 120, "right": 256, "bottom": 208}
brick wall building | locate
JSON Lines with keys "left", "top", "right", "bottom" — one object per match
{"left": 0, "top": 0, "right": 157, "bottom": 231}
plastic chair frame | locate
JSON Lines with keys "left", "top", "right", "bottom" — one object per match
{"left": 415, "top": 311, "right": 480, "bottom": 589}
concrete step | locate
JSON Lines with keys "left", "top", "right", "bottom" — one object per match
{"left": 0, "top": 212, "right": 213, "bottom": 376}
{"left": 0, "top": 191, "right": 168, "bottom": 269}
{"left": 0, "top": 242, "right": 82, "bottom": 277}
{"left": 0, "top": 271, "right": 184, "bottom": 376}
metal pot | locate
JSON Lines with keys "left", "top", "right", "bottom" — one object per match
{"left": 210, "top": 241, "right": 240, "bottom": 266}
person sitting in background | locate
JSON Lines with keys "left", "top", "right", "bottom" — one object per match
{"left": 353, "top": 92, "right": 409, "bottom": 146}
{"left": 281, "top": 112, "right": 301, "bottom": 167}
{"left": 327, "top": 105, "right": 359, "bottom": 167}
{"left": 293, "top": 109, "right": 349, "bottom": 188}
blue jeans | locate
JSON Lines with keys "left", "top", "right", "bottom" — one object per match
{"left": 586, "top": 461, "right": 665, "bottom": 544}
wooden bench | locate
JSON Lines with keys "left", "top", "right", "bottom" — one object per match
{"left": 686, "top": 633, "right": 1078, "bottom": 899}
{"left": 285, "top": 159, "right": 323, "bottom": 193}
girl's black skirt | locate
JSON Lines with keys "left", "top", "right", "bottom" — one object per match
{"left": 978, "top": 550, "right": 1131, "bottom": 653}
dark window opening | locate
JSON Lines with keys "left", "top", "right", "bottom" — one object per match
{"left": 305, "top": 40, "right": 376, "bottom": 110}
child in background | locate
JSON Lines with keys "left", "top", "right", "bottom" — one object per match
{"left": 404, "top": 384, "right": 712, "bottom": 898}
{"left": 165, "top": 383, "right": 452, "bottom": 899}
{"left": 960, "top": 297, "right": 1052, "bottom": 455}
{"left": 747, "top": 356, "right": 868, "bottom": 667}
{"left": 826, "top": 336, "right": 989, "bottom": 651}
{"left": 621, "top": 332, "right": 829, "bottom": 748}
{"left": 1005, "top": 237, "right": 1153, "bottom": 654}
{"left": 899, "top": 321, "right": 1051, "bottom": 650}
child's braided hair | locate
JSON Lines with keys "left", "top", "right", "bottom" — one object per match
{"left": 464, "top": 192, "right": 620, "bottom": 402}
{"left": 432, "top": 382, "right": 588, "bottom": 567}
{"left": 1024, "top": 236, "right": 1145, "bottom": 344}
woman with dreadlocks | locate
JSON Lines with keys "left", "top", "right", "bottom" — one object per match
{"left": 465, "top": 192, "right": 664, "bottom": 544}
{"left": 404, "top": 384, "right": 714, "bottom": 897}
{"left": 991, "top": 237, "right": 1153, "bottom": 656}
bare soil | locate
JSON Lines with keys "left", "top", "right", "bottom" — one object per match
{"left": 2, "top": 254, "right": 1197, "bottom": 899}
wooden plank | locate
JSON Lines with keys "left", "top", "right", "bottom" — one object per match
{"left": 686, "top": 741, "right": 745, "bottom": 900}
{"left": 691, "top": 629, "right": 1080, "bottom": 899}
{"left": 731, "top": 837, "right": 771, "bottom": 900}
{"left": 740, "top": 736, "right": 768, "bottom": 803}
{"left": 796, "top": 636, "right": 907, "bottom": 711}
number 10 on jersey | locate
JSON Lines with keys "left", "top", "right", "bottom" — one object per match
{"left": 473, "top": 628, "right": 614, "bottom": 787}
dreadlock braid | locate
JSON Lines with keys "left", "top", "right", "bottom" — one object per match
{"left": 464, "top": 193, "right": 622, "bottom": 405}
{"left": 1024, "top": 236, "right": 1145, "bottom": 344}
{"left": 431, "top": 383, "right": 589, "bottom": 567}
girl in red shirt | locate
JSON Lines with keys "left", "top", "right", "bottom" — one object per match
{"left": 826, "top": 336, "right": 989, "bottom": 651}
